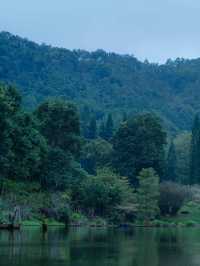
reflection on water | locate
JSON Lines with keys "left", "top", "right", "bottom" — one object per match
{"left": 0, "top": 227, "right": 200, "bottom": 266}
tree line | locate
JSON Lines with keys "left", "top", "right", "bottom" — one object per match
{"left": 0, "top": 84, "right": 199, "bottom": 224}
{"left": 2, "top": 31, "right": 200, "bottom": 133}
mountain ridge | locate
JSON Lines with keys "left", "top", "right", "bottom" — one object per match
{"left": 0, "top": 31, "right": 200, "bottom": 131}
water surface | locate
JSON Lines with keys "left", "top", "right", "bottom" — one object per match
{"left": 0, "top": 227, "right": 200, "bottom": 266}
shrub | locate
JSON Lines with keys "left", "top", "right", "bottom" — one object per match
{"left": 78, "top": 168, "right": 134, "bottom": 217}
{"left": 159, "top": 182, "right": 190, "bottom": 216}
{"left": 185, "top": 220, "right": 197, "bottom": 227}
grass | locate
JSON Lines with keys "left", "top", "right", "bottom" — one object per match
{"left": 22, "top": 219, "right": 65, "bottom": 227}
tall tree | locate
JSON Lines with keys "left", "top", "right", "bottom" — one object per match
{"left": 8, "top": 112, "right": 48, "bottom": 182}
{"left": 165, "top": 141, "right": 177, "bottom": 182}
{"left": 99, "top": 121, "right": 106, "bottom": 139}
{"left": 174, "top": 132, "right": 191, "bottom": 184}
{"left": 190, "top": 114, "right": 200, "bottom": 184}
{"left": 87, "top": 117, "right": 97, "bottom": 140}
{"left": 104, "top": 114, "right": 114, "bottom": 141}
{"left": 122, "top": 111, "right": 127, "bottom": 122}
{"left": 0, "top": 84, "right": 47, "bottom": 182}
{"left": 35, "top": 99, "right": 83, "bottom": 189}
{"left": 136, "top": 168, "right": 160, "bottom": 223}
{"left": 0, "top": 85, "right": 21, "bottom": 179}
{"left": 35, "top": 99, "right": 81, "bottom": 159}
{"left": 81, "top": 105, "right": 91, "bottom": 138}
{"left": 112, "top": 113, "right": 166, "bottom": 185}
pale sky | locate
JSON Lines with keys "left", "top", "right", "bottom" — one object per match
{"left": 0, "top": 0, "right": 200, "bottom": 63}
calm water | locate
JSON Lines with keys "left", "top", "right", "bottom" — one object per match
{"left": 0, "top": 227, "right": 200, "bottom": 266}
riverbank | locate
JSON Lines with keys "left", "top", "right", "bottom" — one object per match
{"left": 0, "top": 178, "right": 200, "bottom": 229}
{"left": 19, "top": 200, "right": 200, "bottom": 229}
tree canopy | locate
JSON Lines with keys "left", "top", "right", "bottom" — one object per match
{"left": 112, "top": 113, "right": 166, "bottom": 185}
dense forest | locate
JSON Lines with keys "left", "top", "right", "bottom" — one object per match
{"left": 0, "top": 82, "right": 199, "bottom": 226}
{"left": 1, "top": 32, "right": 200, "bottom": 132}
{"left": 1, "top": 32, "right": 200, "bottom": 227}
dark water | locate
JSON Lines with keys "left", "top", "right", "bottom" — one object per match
{"left": 0, "top": 227, "right": 200, "bottom": 266}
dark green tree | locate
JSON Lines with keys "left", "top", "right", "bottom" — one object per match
{"left": 8, "top": 112, "right": 48, "bottom": 182}
{"left": 190, "top": 114, "right": 200, "bottom": 184}
{"left": 104, "top": 114, "right": 114, "bottom": 141}
{"left": 40, "top": 147, "right": 75, "bottom": 190}
{"left": 174, "top": 132, "right": 191, "bottom": 184}
{"left": 35, "top": 99, "right": 81, "bottom": 159}
{"left": 122, "top": 111, "right": 127, "bottom": 122}
{"left": 99, "top": 121, "right": 106, "bottom": 139}
{"left": 81, "top": 138, "right": 113, "bottom": 174}
{"left": 165, "top": 141, "right": 177, "bottom": 182}
{"left": 112, "top": 113, "right": 166, "bottom": 185}
{"left": 0, "top": 84, "right": 47, "bottom": 183}
{"left": 81, "top": 105, "right": 91, "bottom": 138}
{"left": 87, "top": 117, "right": 97, "bottom": 140}
{"left": 35, "top": 99, "right": 84, "bottom": 189}
{"left": 81, "top": 141, "right": 97, "bottom": 175}
{"left": 0, "top": 85, "right": 21, "bottom": 179}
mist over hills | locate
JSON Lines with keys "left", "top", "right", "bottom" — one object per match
{"left": 1, "top": 31, "right": 200, "bottom": 131}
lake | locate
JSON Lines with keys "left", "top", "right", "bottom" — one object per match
{"left": 0, "top": 227, "right": 200, "bottom": 266}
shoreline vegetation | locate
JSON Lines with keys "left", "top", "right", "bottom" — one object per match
{"left": 0, "top": 82, "right": 200, "bottom": 230}
{"left": 19, "top": 216, "right": 200, "bottom": 229}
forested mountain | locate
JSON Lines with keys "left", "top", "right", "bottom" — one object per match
{"left": 1, "top": 31, "right": 200, "bottom": 131}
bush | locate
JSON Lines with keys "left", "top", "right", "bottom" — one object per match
{"left": 185, "top": 220, "right": 197, "bottom": 227}
{"left": 90, "top": 217, "right": 107, "bottom": 227}
{"left": 159, "top": 182, "right": 190, "bottom": 216}
{"left": 48, "top": 192, "right": 71, "bottom": 224}
{"left": 71, "top": 212, "right": 88, "bottom": 225}
{"left": 78, "top": 168, "right": 134, "bottom": 217}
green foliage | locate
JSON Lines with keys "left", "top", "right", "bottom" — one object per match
{"left": 99, "top": 121, "right": 106, "bottom": 139}
{"left": 0, "top": 84, "right": 22, "bottom": 179}
{"left": 70, "top": 212, "right": 88, "bottom": 225}
{"left": 102, "top": 114, "right": 114, "bottom": 141}
{"left": 78, "top": 168, "right": 133, "bottom": 217}
{"left": 2, "top": 34, "right": 200, "bottom": 224}
{"left": 165, "top": 141, "right": 177, "bottom": 182}
{"left": 81, "top": 138, "right": 113, "bottom": 174}
{"left": 174, "top": 132, "right": 191, "bottom": 184}
{"left": 136, "top": 168, "right": 160, "bottom": 222}
{"left": 34, "top": 99, "right": 85, "bottom": 189}
{"left": 40, "top": 147, "right": 74, "bottom": 189}
{"left": 0, "top": 84, "right": 47, "bottom": 183}
{"left": 87, "top": 117, "right": 97, "bottom": 140}
{"left": 113, "top": 113, "right": 166, "bottom": 185}
{"left": 8, "top": 112, "right": 48, "bottom": 182}
{"left": 35, "top": 99, "right": 81, "bottom": 158}
{"left": 190, "top": 115, "right": 200, "bottom": 184}
{"left": 2, "top": 32, "right": 200, "bottom": 132}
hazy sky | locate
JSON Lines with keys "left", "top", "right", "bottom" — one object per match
{"left": 0, "top": 0, "right": 200, "bottom": 63}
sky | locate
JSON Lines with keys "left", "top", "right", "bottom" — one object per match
{"left": 0, "top": 0, "right": 200, "bottom": 63}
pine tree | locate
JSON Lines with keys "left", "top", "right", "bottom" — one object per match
{"left": 122, "top": 111, "right": 127, "bottom": 122}
{"left": 166, "top": 141, "right": 177, "bottom": 182}
{"left": 81, "top": 105, "right": 91, "bottom": 138}
{"left": 81, "top": 155, "right": 97, "bottom": 175}
{"left": 99, "top": 121, "right": 106, "bottom": 139}
{"left": 104, "top": 114, "right": 114, "bottom": 141}
{"left": 190, "top": 114, "right": 200, "bottom": 184}
{"left": 87, "top": 117, "right": 97, "bottom": 139}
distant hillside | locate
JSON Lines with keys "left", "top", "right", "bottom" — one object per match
{"left": 1, "top": 31, "right": 200, "bottom": 131}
